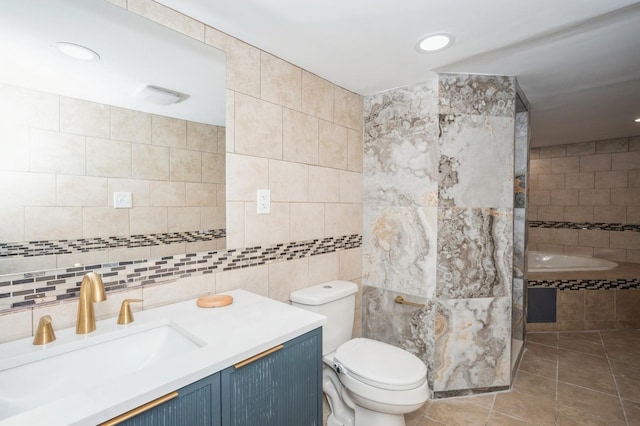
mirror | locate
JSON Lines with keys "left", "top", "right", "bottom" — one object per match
{"left": 0, "top": 0, "right": 226, "bottom": 278}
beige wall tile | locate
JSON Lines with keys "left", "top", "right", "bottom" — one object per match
{"left": 538, "top": 174, "right": 565, "bottom": 190}
{"left": 151, "top": 181, "right": 186, "bottom": 206}
{"left": 627, "top": 207, "right": 640, "bottom": 224}
{"left": 318, "top": 120, "right": 347, "bottom": 169}
{"left": 268, "top": 257, "right": 309, "bottom": 302}
{"left": 225, "top": 90, "right": 235, "bottom": 152}
{"left": 530, "top": 159, "right": 552, "bottom": 174}
{"left": 143, "top": 275, "right": 215, "bottom": 309}
{"left": 187, "top": 121, "right": 218, "bottom": 153}
{"left": 95, "top": 287, "right": 144, "bottom": 322}
{"left": 0, "top": 309, "right": 31, "bottom": 343}
{"left": 0, "top": 125, "right": 29, "bottom": 171}
{"left": 593, "top": 248, "right": 626, "bottom": 262}
{"left": 186, "top": 182, "right": 217, "bottom": 207}
{"left": 83, "top": 207, "right": 129, "bottom": 237}
{"left": 347, "top": 128, "right": 363, "bottom": 172}
{"left": 111, "top": 107, "right": 151, "bottom": 144}
{"left": 595, "top": 170, "right": 627, "bottom": 188}
{"left": 0, "top": 255, "right": 56, "bottom": 276}
{"left": 325, "top": 203, "right": 362, "bottom": 236}
{"left": 563, "top": 206, "right": 592, "bottom": 222}
{"left": 60, "top": 97, "right": 110, "bottom": 138}
{"left": 611, "top": 188, "right": 640, "bottom": 206}
{"left": 629, "top": 170, "right": 640, "bottom": 187}
{"left": 615, "top": 290, "right": 640, "bottom": 321}
{"left": 630, "top": 136, "right": 640, "bottom": 151}
{"left": 539, "top": 145, "right": 566, "bottom": 158}
{"left": 226, "top": 154, "right": 269, "bottom": 201}
{"left": 283, "top": 110, "right": 319, "bottom": 167}
{"left": 577, "top": 230, "right": 610, "bottom": 248}
{"left": 626, "top": 249, "right": 640, "bottom": 263}
{"left": 594, "top": 206, "right": 627, "bottom": 223}
{"left": 29, "top": 129, "right": 86, "bottom": 175}
{"left": 108, "top": 246, "right": 150, "bottom": 263}
{"left": 57, "top": 175, "right": 108, "bottom": 206}
{"left": 596, "top": 138, "right": 628, "bottom": 153}
{"left": 308, "top": 252, "right": 340, "bottom": 285}
{"left": 0, "top": 206, "right": 24, "bottom": 242}
{"left": 108, "top": 178, "right": 150, "bottom": 207}
{"left": 290, "top": 203, "right": 324, "bottom": 241}
{"left": 0, "top": 171, "right": 56, "bottom": 207}
{"left": 529, "top": 147, "right": 540, "bottom": 159}
{"left": 269, "top": 159, "right": 309, "bottom": 202}
{"left": 131, "top": 144, "right": 169, "bottom": 180}
{"left": 339, "top": 247, "right": 362, "bottom": 281}
{"left": 224, "top": 38, "right": 261, "bottom": 97}
{"left": 130, "top": 207, "right": 168, "bottom": 235}
{"left": 340, "top": 170, "right": 363, "bottom": 203}
{"left": 610, "top": 231, "right": 640, "bottom": 250}
{"left": 168, "top": 207, "right": 201, "bottom": 232}
{"left": 579, "top": 189, "right": 610, "bottom": 205}
{"left": 529, "top": 190, "right": 550, "bottom": 206}
{"left": 537, "top": 205, "right": 564, "bottom": 221}
{"left": 565, "top": 172, "right": 594, "bottom": 189}
{"left": 217, "top": 125, "right": 226, "bottom": 153}
{"left": 170, "top": 148, "right": 202, "bottom": 182}
{"left": 334, "top": 86, "right": 363, "bottom": 131}
{"left": 152, "top": 115, "right": 187, "bottom": 148}
{"left": 309, "top": 166, "right": 340, "bottom": 202}
{"left": 234, "top": 93, "right": 283, "bottom": 159}
{"left": 127, "top": 0, "right": 205, "bottom": 41}
{"left": 24, "top": 207, "right": 82, "bottom": 240}
{"left": 549, "top": 228, "right": 578, "bottom": 245}
{"left": 528, "top": 227, "right": 551, "bottom": 244}
{"left": 566, "top": 141, "right": 595, "bottom": 156}
{"left": 216, "top": 264, "right": 269, "bottom": 297}
{"left": 57, "top": 250, "right": 109, "bottom": 269}
{"left": 260, "top": 53, "right": 302, "bottom": 111}
{"left": 202, "top": 152, "right": 225, "bottom": 184}
{"left": 551, "top": 156, "right": 580, "bottom": 173}
{"left": 564, "top": 246, "right": 593, "bottom": 257}
{"left": 244, "top": 202, "right": 290, "bottom": 246}
{"left": 580, "top": 154, "right": 611, "bottom": 172}
{"left": 302, "top": 71, "right": 334, "bottom": 121}
{"left": 551, "top": 189, "right": 579, "bottom": 205}
{"left": 86, "top": 137, "right": 132, "bottom": 178}
{"left": 557, "top": 290, "right": 584, "bottom": 321}
{"left": 201, "top": 206, "right": 225, "bottom": 229}
{"left": 226, "top": 201, "right": 245, "bottom": 249}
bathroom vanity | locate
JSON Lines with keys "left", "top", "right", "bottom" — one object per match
{"left": 0, "top": 290, "right": 325, "bottom": 425}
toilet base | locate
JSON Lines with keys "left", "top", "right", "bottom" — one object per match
{"left": 343, "top": 389, "right": 407, "bottom": 426}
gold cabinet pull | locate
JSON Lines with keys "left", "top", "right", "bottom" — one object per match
{"left": 234, "top": 344, "right": 284, "bottom": 369}
{"left": 100, "top": 391, "right": 179, "bottom": 426}
{"left": 394, "top": 295, "right": 425, "bottom": 308}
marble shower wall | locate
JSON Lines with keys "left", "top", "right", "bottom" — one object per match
{"left": 363, "top": 73, "right": 517, "bottom": 397}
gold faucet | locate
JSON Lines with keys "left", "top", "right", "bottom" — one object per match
{"left": 76, "top": 272, "right": 106, "bottom": 334}
{"left": 33, "top": 315, "right": 56, "bottom": 345}
{"left": 117, "top": 299, "right": 143, "bottom": 324}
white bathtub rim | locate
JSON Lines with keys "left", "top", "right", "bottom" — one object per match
{"left": 527, "top": 251, "right": 618, "bottom": 273}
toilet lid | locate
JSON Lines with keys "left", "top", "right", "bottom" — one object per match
{"left": 334, "top": 338, "right": 427, "bottom": 391}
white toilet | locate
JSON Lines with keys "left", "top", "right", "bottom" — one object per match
{"left": 290, "top": 280, "right": 429, "bottom": 426}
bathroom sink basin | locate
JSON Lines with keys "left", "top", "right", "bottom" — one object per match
{"left": 0, "top": 321, "right": 205, "bottom": 420}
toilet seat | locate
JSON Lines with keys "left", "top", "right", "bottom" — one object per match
{"left": 334, "top": 338, "right": 426, "bottom": 391}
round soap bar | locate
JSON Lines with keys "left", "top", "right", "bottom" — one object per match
{"left": 196, "top": 294, "right": 233, "bottom": 308}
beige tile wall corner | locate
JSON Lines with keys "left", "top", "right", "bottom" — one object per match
{"left": 529, "top": 136, "right": 640, "bottom": 263}
{"left": 0, "top": 0, "right": 363, "bottom": 341}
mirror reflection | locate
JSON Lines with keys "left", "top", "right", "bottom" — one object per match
{"left": 0, "top": 0, "right": 227, "bottom": 277}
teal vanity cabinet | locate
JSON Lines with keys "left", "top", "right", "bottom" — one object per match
{"left": 106, "top": 328, "right": 322, "bottom": 426}
{"left": 112, "top": 373, "right": 221, "bottom": 426}
{"left": 221, "top": 328, "right": 322, "bottom": 426}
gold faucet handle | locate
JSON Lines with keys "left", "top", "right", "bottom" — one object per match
{"left": 117, "top": 299, "right": 143, "bottom": 324}
{"left": 33, "top": 315, "right": 56, "bottom": 345}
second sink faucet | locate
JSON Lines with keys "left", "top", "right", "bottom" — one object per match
{"left": 76, "top": 272, "right": 106, "bottom": 334}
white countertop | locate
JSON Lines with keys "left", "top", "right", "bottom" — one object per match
{"left": 0, "top": 290, "right": 326, "bottom": 425}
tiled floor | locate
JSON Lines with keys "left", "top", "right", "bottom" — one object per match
{"left": 406, "top": 329, "right": 640, "bottom": 425}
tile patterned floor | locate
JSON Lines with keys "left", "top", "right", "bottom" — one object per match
{"left": 406, "top": 329, "right": 640, "bottom": 425}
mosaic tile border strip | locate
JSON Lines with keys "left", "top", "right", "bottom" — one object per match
{"left": 0, "top": 229, "right": 226, "bottom": 258}
{"left": 529, "top": 221, "right": 640, "bottom": 232}
{"left": 528, "top": 279, "right": 640, "bottom": 291}
{"left": 0, "top": 234, "right": 362, "bottom": 311}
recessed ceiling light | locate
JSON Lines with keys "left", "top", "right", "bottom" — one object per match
{"left": 54, "top": 42, "right": 100, "bottom": 62}
{"left": 635, "top": 117, "right": 640, "bottom": 123}
{"left": 416, "top": 33, "right": 454, "bottom": 53}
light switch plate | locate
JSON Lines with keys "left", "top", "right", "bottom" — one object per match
{"left": 114, "top": 192, "right": 133, "bottom": 209}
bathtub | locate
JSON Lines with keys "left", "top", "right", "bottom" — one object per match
{"left": 527, "top": 251, "right": 618, "bottom": 273}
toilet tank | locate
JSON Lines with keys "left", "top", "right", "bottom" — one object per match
{"left": 290, "top": 280, "right": 357, "bottom": 356}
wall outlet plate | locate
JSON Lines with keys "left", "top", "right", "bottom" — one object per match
{"left": 257, "top": 189, "right": 270, "bottom": 214}
{"left": 114, "top": 192, "right": 133, "bottom": 209}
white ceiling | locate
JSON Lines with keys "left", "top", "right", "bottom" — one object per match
{"left": 0, "top": 0, "right": 226, "bottom": 126}
{"left": 157, "top": 0, "right": 640, "bottom": 147}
